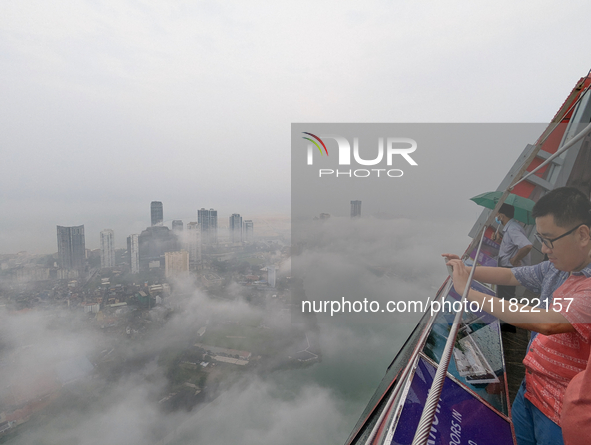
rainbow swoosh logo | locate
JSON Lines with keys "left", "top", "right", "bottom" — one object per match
{"left": 302, "top": 132, "right": 328, "bottom": 156}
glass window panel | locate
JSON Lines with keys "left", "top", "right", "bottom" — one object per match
{"left": 422, "top": 281, "right": 509, "bottom": 415}
{"left": 391, "top": 356, "right": 514, "bottom": 445}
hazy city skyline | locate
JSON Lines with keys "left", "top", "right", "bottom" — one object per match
{"left": 2, "top": 3, "right": 591, "bottom": 445}
{"left": 2, "top": 1, "right": 591, "bottom": 254}
{"left": 1, "top": 198, "right": 281, "bottom": 253}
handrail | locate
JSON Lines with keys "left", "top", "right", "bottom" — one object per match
{"left": 410, "top": 229, "right": 487, "bottom": 445}
{"left": 362, "top": 279, "right": 454, "bottom": 445}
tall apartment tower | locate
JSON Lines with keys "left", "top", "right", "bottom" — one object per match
{"left": 186, "top": 222, "right": 202, "bottom": 267}
{"left": 165, "top": 251, "right": 189, "bottom": 278}
{"left": 127, "top": 234, "right": 140, "bottom": 274}
{"left": 57, "top": 225, "right": 86, "bottom": 271}
{"left": 351, "top": 200, "right": 362, "bottom": 218}
{"left": 243, "top": 220, "right": 254, "bottom": 243}
{"left": 138, "top": 225, "right": 176, "bottom": 270}
{"left": 229, "top": 213, "right": 243, "bottom": 243}
{"left": 151, "top": 201, "right": 163, "bottom": 226}
{"left": 100, "top": 229, "right": 116, "bottom": 268}
{"left": 172, "top": 220, "right": 183, "bottom": 250}
{"left": 172, "top": 220, "right": 183, "bottom": 233}
{"left": 267, "top": 266, "right": 277, "bottom": 288}
{"left": 198, "top": 208, "right": 218, "bottom": 244}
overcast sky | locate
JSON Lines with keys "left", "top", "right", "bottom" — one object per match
{"left": 1, "top": 0, "right": 591, "bottom": 253}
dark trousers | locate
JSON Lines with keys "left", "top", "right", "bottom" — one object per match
{"left": 497, "top": 284, "right": 516, "bottom": 300}
{"left": 498, "top": 267, "right": 517, "bottom": 332}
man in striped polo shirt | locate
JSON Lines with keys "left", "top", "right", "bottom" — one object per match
{"left": 444, "top": 187, "right": 591, "bottom": 445}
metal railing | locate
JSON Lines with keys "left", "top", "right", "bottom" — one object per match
{"left": 410, "top": 229, "right": 487, "bottom": 445}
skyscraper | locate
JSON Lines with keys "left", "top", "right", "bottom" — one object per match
{"left": 138, "top": 226, "right": 176, "bottom": 270}
{"left": 186, "top": 222, "right": 202, "bottom": 267}
{"left": 57, "top": 225, "right": 86, "bottom": 271}
{"left": 351, "top": 200, "right": 362, "bottom": 218}
{"left": 198, "top": 208, "right": 218, "bottom": 244}
{"left": 127, "top": 234, "right": 140, "bottom": 274}
{"left": 172, "top": 220, "right": 183, "bottom": 250}
{"left": 151, "top": 201, "right": 163, "bottom": 226}
{"left": 229, "top": 213, "right": 243, "bottom": 243}
{"left": 100, "top": 229, "right": 116, "bottom": 268}
{"left": 243, "top": 220, "right": 254, "bottom": 243}
{"left": 267, "top": 265, "right": 277, "bottom": 288}
{"left": 172, "top": 220, "right": 183, "bottom": 233}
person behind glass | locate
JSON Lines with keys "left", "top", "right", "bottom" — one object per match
{"left": 491, "top": 203, "right": 533, "bottom": 300}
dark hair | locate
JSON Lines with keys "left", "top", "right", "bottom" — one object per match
{"left": 532, "top": 187, "right": 591, "bottom": 228}
{"left": 498, "top": 203, "right": 515, "bottom": 219}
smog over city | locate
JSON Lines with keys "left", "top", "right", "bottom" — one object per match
{"left": 2, "top": 1, "right": 591, "bottom": 444}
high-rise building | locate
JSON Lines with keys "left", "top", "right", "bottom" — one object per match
{"left": 57, "top": 225, "right": 86, "bottom": 271}
{"left": 138, "top": 226, "right": 177, "bottom": 270}
{"left": 198, "top": 208, "right": 218, "bottom": 244}
{"left": 243, "top": 220, "right": 254, "bottom": 243}
{"left": 172, "top": 220, "right": 183, "bottom": 250}
{"left": 127, "top": 234, "right": 140, "bottom": 274}
{"left": 267, "top": 265, "right": 277, "bottom": 288}
{"left": 172, "top": 220, "right": 183, "bottom": 233}
{"left": 165, "top": 251, "right": 189, "bottom": 278}
{"left": 186, "top": 222, "right": 202, "bottom": 267}
{"left": 151, "top": 201, "right": 163, "bottom": 226}
{"left": 351, "top": 200, "right": 362, "bottom": 218}
{"left": 229, "top": 213, "right": 243, "bottom": 243}
{"left": 100, "top": 229, "right": 116, "bottom": 268}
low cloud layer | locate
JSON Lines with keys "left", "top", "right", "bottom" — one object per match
{"left": 1, "top": 216, "right": 467, "bottom": 445}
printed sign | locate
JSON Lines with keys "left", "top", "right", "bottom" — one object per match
{"left": 391, "top": 356, "right": 514, "bottom": 445}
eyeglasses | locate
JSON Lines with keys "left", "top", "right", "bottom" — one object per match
{"left": 534, "top": 223, "right": 586, "bottom": 249}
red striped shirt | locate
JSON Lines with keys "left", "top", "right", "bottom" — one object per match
{"left": 523, "top": 274, "right": 591, "bottom": 425}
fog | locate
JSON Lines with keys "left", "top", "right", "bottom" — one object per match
{"left": 0, "top": 216, "right": 469, "bottom": 444}
{"left": 2, "top": 1, "right": 591, "bottom": 443}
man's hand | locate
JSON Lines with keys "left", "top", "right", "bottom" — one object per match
{"left": 442, "top": 253, "right": 460, "bottom": 261}
{"left": 511, "top": 245, "right": 532, "bottom": 267}
{"left": 446, "top": 259, "right": 470, "bottom": 294}
{"left": 491, "top": 232, "right": 502, "bottom": 242}
{"left": 510, "top": 256, "right": 522, "bottom": 267}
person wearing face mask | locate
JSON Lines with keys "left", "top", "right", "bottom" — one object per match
{"left": 492, "top": 203, "right": 533, "bottom": 300}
